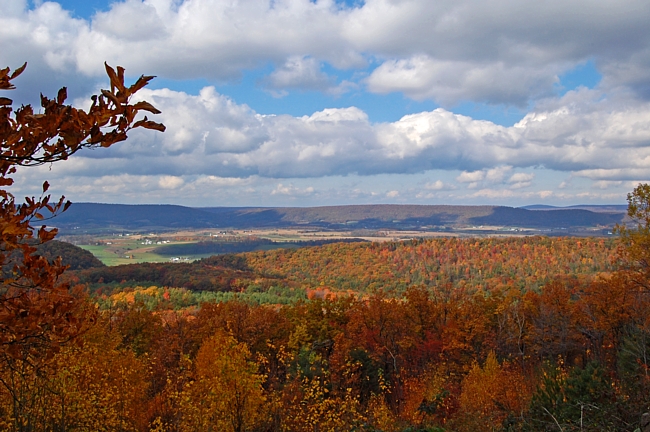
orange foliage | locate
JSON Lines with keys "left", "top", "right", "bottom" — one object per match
{"left": 0, "top": 61, "right": 163, "bottom": 428}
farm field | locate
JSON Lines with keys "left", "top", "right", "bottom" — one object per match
{"left": 67, "top": 228, "right": 374, "bottom": 266}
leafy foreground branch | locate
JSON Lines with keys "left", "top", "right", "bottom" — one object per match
{"left": 0, "top": 63, "right": 164, "bottom": 430}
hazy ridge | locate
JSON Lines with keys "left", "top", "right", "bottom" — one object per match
{"left": 49, "top": 202, "right": 626, "bottom": 232}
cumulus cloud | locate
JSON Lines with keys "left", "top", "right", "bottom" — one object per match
{"left": 3, "top": 0, "right": 650, "bottom": 205}
{"left": 2, "top": 0, "right": 650, "bottom": 105}
{"left": 262, "top": 56, "right": 355, "bottom": 96}
{"left": 271, "top": 183, "right": 315, "bottom": 196}
{"left": 486, "top": 166, "right": 512, "bottom": 183}
{"left": 573, "top": 168, "right": 650, "bottom": 181}
{"left": 365, "top": 56, "right": 559, "bottom": 106}
{"left": 457, "top": 170, "right": 485, "bottom": 184}
{"left": 19, "top": 85, "right": 646, "bottom": 186}
{"left": 508, "top": 172, "right": 534, "bottom": 189}
{"left": 92, "top": 0, "right": 168, "bottom": 41}
{"left": 424, "top": 180, "right": 454, "bottom": 191}
{"left": 593, "top": 180, "right": 623, "bottom": 190}
{"left": 158, "top": 175, "right": 184, "bottom": 189}
{"left": 456, "top": 166, "right": 523, "bottom": 189}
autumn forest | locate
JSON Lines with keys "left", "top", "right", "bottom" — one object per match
{"left": 3, "top": 64, "right": 650, "bottom": 432}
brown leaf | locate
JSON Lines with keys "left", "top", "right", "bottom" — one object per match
{"left": 132, "top": 101, "right": 161, "bottom": 114}
{"left": 101, "top": 89, "right": 121, "bottom": 107}
{"left": 133, "top": 118, "right": 166, "bottom": 132}
{"left": 56, "top": 87, "right": 67, "bottom": 105}
{"left": 10, "top": 62, "right": 27, "bottom": 80}
{"left": 104, "top": 62, "right": 119, "bottom": 92}
{"left": 129, "top": 75, "right": 155, "bottom": 93}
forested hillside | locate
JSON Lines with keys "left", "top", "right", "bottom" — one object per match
{"left": 244, "top": 236, "right": 615, "bottom": 293}
{"left": 35, "top": 240, "right": 105, "bottom": 270}
{"left": 10, "top": 232, "right": 649, "bottom": 431}
{"left": 73, "top": 237, "right": 615, "bottom": 300}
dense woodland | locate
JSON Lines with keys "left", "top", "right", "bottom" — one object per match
{"left": 76, "top": 236, "right": 616, "bottom": 304}
{"left": 4, "top": 229, "right": 650, "bottom": 431}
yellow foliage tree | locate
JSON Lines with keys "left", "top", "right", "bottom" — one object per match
{"left": 281, "top": 374, "right": 366, "bottom": 432}
{"left": 179, "top": 330, "right": 267, "bottom": 432}
{"left": 456, "top": 351, "right": 532, "bottom": 431}
{"left": 0, "top": 322, "right": 148, "bottom": 431}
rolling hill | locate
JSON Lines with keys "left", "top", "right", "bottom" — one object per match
{"left": 47, "top": 202, "right": 626, "bottom": 232}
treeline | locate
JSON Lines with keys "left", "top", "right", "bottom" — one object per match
{"left": 95, "top": 284, "right": 307, "bottom": 309}
{"left": 74, "top": 260, "right": 281, "bottom": 293}
{"left": 2, "top": 276, "right": 648, "bottom": 430}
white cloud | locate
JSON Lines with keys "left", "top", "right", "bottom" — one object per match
{"left": 424, "top": 180, "right": 454, "bottom": 191}
{"left": 193, "top": 176, "right": 252, "bottom": 188}
{"left": 3, "top": 0, "right": 650, "bottom": 205}
{"left": 456, "top": 166, "right": 516, "bottom": 188}
{"left": 3, "top": 0, "right": 650, "bottom": 105}
{"left": 271, "top": 183, "right": 315, "bottom": 196}
{"left": 592, "top": 180, "right": 623, "bottom": 190}
{"left": 457, "top": 170, "right": 485, "bottom": 183}
{"left": 486, "top": 166, "right": 513, "bottom": 183}
{"left": 158, "top": 175, "right": 184, "bottom": 189}
{"left": 508, "top": 172, "right": 534, "bottom": 189}
{"left": 92, "top": 0, "right": 168, "bottom": 42}
{"left": 263, "top": 56, "right": 354, "bottom": 96}
{"left": 573, "top": 168, "right": 650, "bottom": 181}
{"left": 14, "top": 85, "right": 647, "bottom": 186}
{"left": 365, "top": 56, "right": 559, "bottom": 106}
{"left": 470, "top": 188, "right": 516, "bottom": 199}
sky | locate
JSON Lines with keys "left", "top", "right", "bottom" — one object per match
{"left": 2, "top": 0, "right": 650, "bottom": 207}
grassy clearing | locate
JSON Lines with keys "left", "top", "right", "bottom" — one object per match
{"left": 78, "top": 245, "right": 171, "bottom": 266}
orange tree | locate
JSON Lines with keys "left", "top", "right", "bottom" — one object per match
{"left": 0, "top": 62, "right": 164, "bottom": 422}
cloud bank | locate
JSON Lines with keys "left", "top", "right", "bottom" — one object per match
{"left": 47, "top": 86, "right": 650, "bottom": 181}
{"left": 3, "top": 0, "right": 650, "bottom": 103}
{"left": 2, "top": 0, "right": 650, "bottom": 205}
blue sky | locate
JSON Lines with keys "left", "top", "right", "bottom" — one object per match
{"left": 3, "top": 0, "right": 650, "bottom": 207}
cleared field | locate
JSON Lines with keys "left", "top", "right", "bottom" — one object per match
{"left": 75, "top": 232, "right": 311, "bottom": 266}
{"left": 78, "top": 244, "right": 171, "bottom": 266}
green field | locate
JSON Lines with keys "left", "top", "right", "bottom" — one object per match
{"left": 77, "top": 233, "right": 356, "bottom": 266}
{"left": 78, "top": 241, "right": 275, "bottom": 266}
{"left": 78, "top": 245, "right": 171, "bottom": 266}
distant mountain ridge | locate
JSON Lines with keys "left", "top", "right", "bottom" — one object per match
{"left": 48, "top": 203, "right": 626, "bottom": 232}
{"left": 521, "top": 204, "right": 628, "bottom": 213}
